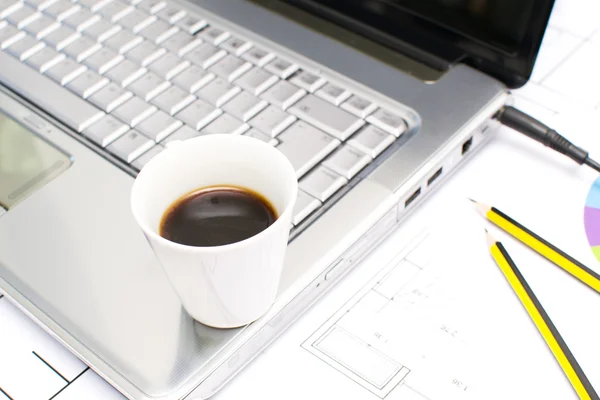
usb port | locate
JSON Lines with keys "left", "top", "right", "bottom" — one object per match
{"left": 404, "top": 187, "right": 421, "bottom": 208}
{"left": 427, "top": 167, "right": 443, "bottom": 186}
{"left": 462, "top": 137, "right": 473, "bottom": 155}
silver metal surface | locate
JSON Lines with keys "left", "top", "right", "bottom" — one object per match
{"left": 0, "top": 0, "right": 509, "bottom": 399}
{"left": 288, "top": 94, "right": 364, "bottom": 140}
{"left": 299, "top": 165, "right": 346, "bottom": 202}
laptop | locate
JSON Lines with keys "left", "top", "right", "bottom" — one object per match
{"left": 0, "top": 0, "right": 553, "bottom": 398}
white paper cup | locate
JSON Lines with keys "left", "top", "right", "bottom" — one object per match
{"left": 131, "top": 134, "right": 298, "bottom": 328}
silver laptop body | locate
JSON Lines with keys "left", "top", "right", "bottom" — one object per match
{"left": 0, "top": 0, "right": 552, "bottom": 398}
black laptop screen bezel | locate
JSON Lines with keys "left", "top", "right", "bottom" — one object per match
{"left": 281, "top": 0, "right": 555, "bottom": 88}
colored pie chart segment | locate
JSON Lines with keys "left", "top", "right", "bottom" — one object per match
{"left": 584, "top": 176, "right": 600, "bottom": 262}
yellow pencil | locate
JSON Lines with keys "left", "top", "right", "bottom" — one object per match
{"left": 472, "top": 199, "right": 600, "bottom": 294}
{"left": 486, "top": 231, "right": 599, "bottom": 400}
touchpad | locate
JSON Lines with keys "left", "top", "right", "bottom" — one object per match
{"left": 0, "top": 112, "right": 72, "bottom": 209}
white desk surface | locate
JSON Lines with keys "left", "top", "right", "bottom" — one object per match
{"left": 2, "top": 0, "right": 600, "bottom": 398}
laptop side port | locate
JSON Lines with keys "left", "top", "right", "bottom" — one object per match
{"left": 427, "top": 167, "right": 443, "bottom": 186}
{"left": 461, "top": 137, "right": 473, "bottom": 155}
{"left": 404, "top": 187, "right": 421, "bottom": 208}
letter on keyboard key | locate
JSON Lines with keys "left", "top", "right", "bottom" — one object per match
{"left": 322, "top": 145, "right": 370, "bottom": 179}
{"left": 175, "top": 98, "right": 221, "bottom": 130}
{"left": 136, "top": 110, "right": 182, "bottom": 141}
{"left": 260, "top": 80, "right": 305, "bottom": 110}
{"left": 112, "top": 96, "right": 157, "bottom": 126}
{"left": 299, "top": 166, "right": 347, "bottom": 202}
{"left": 249, "top": 105, "right": 295, "bottom": 137}
{"left": 66, "top": 69, "right": 109, "bottom": 98}
{"left": 288, "top": 95, "right": 365, "bottom": 141}
{"left": 348, "top": 125, "right": 395, "bottom": 158}
{"left": 88, "top": 82, "right": 133, "bottom": 112}
{"left": 106, "top": 130, "right": 154, "bottom": 162}
{"left": 83, "top": 114, "right": 129, "bottom": 146}
{"left": 276, "top": 120, "right": 340, "bottom": 178}
{"left": 292, "top": 190, "right": 320, "bottom": 225}
{"left": 366, "top": 108, "right": 407, "bottom": 137}
{"left": 151, "top": 85, "right": 195, "bottom": 115}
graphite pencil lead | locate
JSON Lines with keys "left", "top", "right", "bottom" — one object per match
{"left": 468, "top": 197, "right": 476, "bottom": 203}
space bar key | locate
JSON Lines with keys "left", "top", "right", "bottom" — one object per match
{"left": 0, "top": 52, "right": 104, "bottom": 132}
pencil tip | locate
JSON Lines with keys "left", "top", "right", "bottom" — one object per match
{"left": 467, "top": 197, "right": 477, "bottom": 203}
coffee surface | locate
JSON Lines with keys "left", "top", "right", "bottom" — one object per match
{"left": 160, "top": 186, "right": 277, "bottom": 247}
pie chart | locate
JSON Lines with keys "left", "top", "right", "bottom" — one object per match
{"left": 584, "top": 176, "right": 600, "bottom": 262}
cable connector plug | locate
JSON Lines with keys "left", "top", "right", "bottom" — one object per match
{"left": 495, "top": 106, "right": 600, "bottom": 173}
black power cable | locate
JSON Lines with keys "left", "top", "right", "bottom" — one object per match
{"left": 495, "top": 106, "right": 600, "bottom": 173}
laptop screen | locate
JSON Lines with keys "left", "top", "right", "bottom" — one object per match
{"left": 283, "top": 0, "right": 554, "bottom": 88}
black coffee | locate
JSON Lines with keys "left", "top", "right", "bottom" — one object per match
{"left": 160, "top": 186, "right": 277, "bottom": 247}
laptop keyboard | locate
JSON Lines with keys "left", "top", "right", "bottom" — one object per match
{"left": 0, "top": 0, "right": 413, "bottom": 229}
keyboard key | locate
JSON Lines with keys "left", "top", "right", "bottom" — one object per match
{"left": 161, "top": 30, "right": 200, "bottom": 56}
{"left": 171, "top": 64, "right": 214, "bottom": 93}
{"left": 151, "top": 85, "right": 195, "bottom": 115}
{"left": 128, "top": 71, "right": 170, "bottom": 100}
{"left": 316, "top": 83, "right": 351, "bottom": 106}
{"left": 84, "top": 47, "right": 123, "bottom": 74}
{"left": 264, "top": 57, "right": 298, "bottom": 79}
{"left": 106, "top": 130, "right": 154, "bottom": 162}
{"left": 196, "top": 76, "right": 240, "bottom": 107}
{"left": 6, "top": 34, "right": 45, "bottom": 60}
{"left": 104, "top": 29, "right": 143, "bottom": 54}
{"left": 136, "top": 110, "right": 181, "bottom": 141}
{"left": 183, "top": 42, "right": 226, "bottom": 69}
{"left": 175, "top": 98, "right": 221, "bottom": 130}
{"left": 161, "top": 124, "right": 199, "bottom": 144}
{"left": 243, "top": 128, "right": 278, "bottom": 146}
{"left": 88, "top": 81, "right": 132, "bottom": 111}
{"left": 340, "top": 94, "right": 377, "bottom": 119}
{"left": 139, "top": 19, "right": 178, "bottom": 44}
{"left": 276, "top": 120, "right": 340, "bottom": 178}
{"left": 0, "top": 23, "right": 26, "bottom": 49}
{"left": 0, "top": 51, "right": 104, "bottom": 132}
{"left": 241, "top": 46, "right": 274, "bottom": 67}
{"left": 221, "top": 91, "right": 267, "bottom": 122}
{"left": 209, "top": 55, "right": 252, "bottom": 82}
{"left": 219, "top": 36, "right": 252, "bottom": 57}
{"left": 25, "top": 45, "right": 64, "bottom": 71}
{"left": 43, "top": 0, "right": 79, "bottom": 21}
{"left": 45, "top": 56, "right": 87, "bottom": 84}
{"left": 260, "top": 80, "right": 305, "bottom": 110}
{"left": 112, "top": 96, "right": 157, "bottom": 126}
{"left": 82, "top": 114, "right": 129, "bottom": 146}
{"left": 76, "top": 0, "right": 111, "bottom": 12}
{"left": 63, "top": 8, "right": 100, "bottom": 31}
{"left": 42, "top": 25, "right": 78, "bottom": 49}
{"left": 63, "top": 35, "right": 101, "bottom": 61}
{"left": 96, "top": 0, "right": 132, "bottom": 22}
{"left": 233, "top": 66, "right": 277, "bottom": 96}
{"left": 118, "top": 8, "right": 155, "bottom": 32}
{"left": 299, "top": 166, "right": 346, "bottom": 202}
{"left": 289, "top": 95, "right": 364, "bottom": 141}
{"left": 104, "top": 59, "right": 146, "bottom": 86}
{"left": 322, "top": 145, "right": 370, "bottom": 179}
{"left": 24, "top": 14, "right": 59, "bottom": 38}
{"left": 366, "top": 108, "right": 407, "bottom": 137}
{"left": 289, "top": 70, "right": 326, "bottom": 93}
{"left": 348, "top": 125, "right": 394, "bottom": 157}
{"left": 26, "top": 0, "right": 58, "bottom": 10}
{"left": 248, "top": 105, "right": 295, "bottom": 137}
{"left": 198, "top": 25, "right": 229, "bottom": 45}
{"left": 126, "top": 39, "right": 165, "bottom": 66}
{"left": 66, "top": 69, "right": 109, "bottom": 98}
{"left": 81, "top": 18, "right": 121, "bottom": 42}
{"left": 148, "top": 52, "right": 189, "bottom": 80}
{"left": 136, "top": 0, "right": 165, "bottom": 14}
{"left": 291, "top": 190, "right": 320, "bottom": 225}
{"left": 174, "top": 14, "right": 205, "bottom": 34}
{"left": 131, "top": 144, "right": 164, "bottom": 170}
{"left": 7, "top": 6, "right": 41, "bottom": 29}
{"left": 201, "top": 112, "right": 248, "bottom": 135}
{"left": 156, "top": 4, "right": 185, "bottom": 24}
{"left": 0, "top": 0, "right": 22, "bottom": 18}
